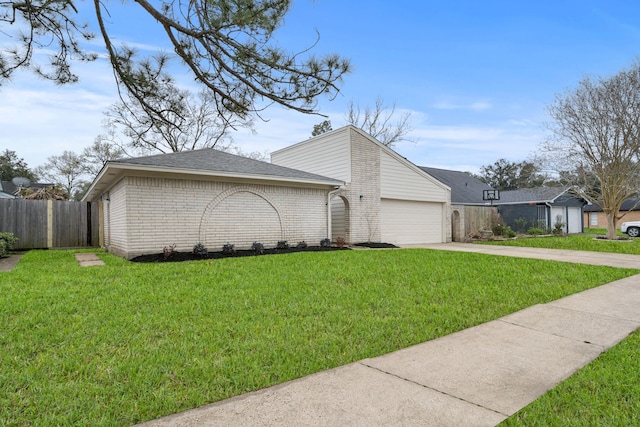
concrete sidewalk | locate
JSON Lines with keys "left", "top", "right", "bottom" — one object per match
{"left": 138, "top": 244, "right": 640, "bottom": 427}
{"left": 0, "top": 254, "right": 22, "bottom": 272}
{"left": 411, "top": 242, "right": 640, "bottom": 269}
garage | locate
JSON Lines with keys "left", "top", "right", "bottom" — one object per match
{"left": 381, "top": 199, "right": 444, "bottom": 245}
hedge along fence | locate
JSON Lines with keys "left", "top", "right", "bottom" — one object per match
{"left": 0, "top": 199, "right": 101, "bottom": 249}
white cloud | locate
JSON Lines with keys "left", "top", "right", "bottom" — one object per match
{"left": 432, "top": 100, "right": 493, "bottom": 111}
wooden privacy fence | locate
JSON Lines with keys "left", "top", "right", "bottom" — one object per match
{"left": 0, "top": 199, "right": 101, "bottom": 250}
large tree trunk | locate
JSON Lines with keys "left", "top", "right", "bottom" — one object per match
{"left": 605, "top": 212, "right": 617, "bottom": 240}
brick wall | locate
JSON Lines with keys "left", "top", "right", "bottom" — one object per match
{"left": 584, "top": 210, "right": 640, "bottom": 228}
{"left": 343, "top": 131, "right": 381, "bottom": 243}
{"left": 103, "top": 176, "right": 331, "bottom": 259}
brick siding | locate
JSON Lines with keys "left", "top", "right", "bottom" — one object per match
{"left": 103, "top": 176, "right": 331, "bottom": 259}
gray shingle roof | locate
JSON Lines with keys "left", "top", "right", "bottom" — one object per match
{"left": 584, "top": 197, "right": 640, "bottom": 212}
{"left": 110, "top": 148, "right": 343, "bottom": 185}
{"left": 497, "top": 186, "right": 572, "bottom": 204}
{"left": 419, "top": 167, "right": 494, "bottom": 204}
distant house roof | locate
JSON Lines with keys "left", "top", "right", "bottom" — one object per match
{"left": 0, "top": 180, "right": 53, "bottom": 199}
{"left": 419, "top": 167, "right": 493, "bottom": 205}
{"left": 83, "top": 148, "right": 344, "bottom": 202}
{"left": 496, "top": 186, "right": 583, "bottom": 205}
{"left": 584, "top": 197, "right": 640, "bottom": 212}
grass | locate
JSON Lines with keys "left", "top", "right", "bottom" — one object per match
{"left": 480, "top": 231, "right": 640, "bottom": 425}
{"left": 479, "top": 230, "right": 640, "bottom": 254}
{"left": 501, "top": 329, "right": 640, "bottom": 426}
{"left": 0, "top": 248, "right": 637, "bottom": 425}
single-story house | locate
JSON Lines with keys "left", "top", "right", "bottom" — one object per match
{"left": 495, "top": 186, "right": 587, "bottom": 234}
{"left": 418, "top": 167, "right": 497, "bottom": 241}
{"left": 271, "top": 126, "right": 451, "bottom": 245}
{"left": 82, "top": 149, "right": 344, "bottom": 259}
{"left": 584, "top": 198, "right": 640, "bottom": 228}
{"left": 83, "top": 125, "right": 452, "bottom": 258}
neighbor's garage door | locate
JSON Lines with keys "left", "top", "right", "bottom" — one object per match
{"left": 381, "top": 199, "right": 444, "bottom": 245}
{"left": 567, "top": 207, "right": 583, "bottom": 234}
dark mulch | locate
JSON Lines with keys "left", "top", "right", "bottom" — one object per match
{"left": 130, "top": 246, "right": 351, "bottom": 263}
{"left": 352, "top": 242, "right": 399, "bottom": 249}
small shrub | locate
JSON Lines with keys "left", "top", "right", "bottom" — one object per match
{"left": 296, "top": 241, "right": 308, "bottom": 249}
{"left": 320, "top": 238, "right": 331, "bottom": 247}
{"left": 276, "top": 240, "right": 289, "bottom": 249}
{"left": 252, "top": 241, "right": 265, "bottom": 255}
{"left": 222, "top": 243, "right": 235, "bottom": 255}
{"left": 552, "top": 220, "right": 565, "bottom": 236}
{"left": 527, "top": 227, "right": 546, "bottom": 235}
{"left": 163, "top": 244, "right": 176, "bottom": 259}
{"left": 193, "top": 242, "right": 208, "bottom": 257}
{"left": 336, "top": 236, "right": 346, "bottom": 248}
{"left": 514, "top": 217, "right": 528, "bottom": 233}
{"left": 0, "top": 232, "right": 18, "bottom": 257}
{"left": 492, "top": 224, "right": 515, "bottom": 238}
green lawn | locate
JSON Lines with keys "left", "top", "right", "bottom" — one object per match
{"left": 480, "top": 231, "right": 640, "bottom": 254}
{"left": 482, "top": 232, "right": 640, "bottom": 425}
{"left": 501, "top": 329, "right": 640, "bottom": 426}
{"left": 0, "top": 248, "right": 637, "bottom": 425}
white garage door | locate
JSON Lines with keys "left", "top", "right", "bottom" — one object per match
{"left": 567, "top": 207, "right": 583, "bottom": 234}
{"left": 381, "top": 199, "right": 444, "bottom": 245}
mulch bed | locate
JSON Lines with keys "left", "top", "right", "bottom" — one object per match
{"left": 130, "top": 246, "right": 351, "bottom": 263}
{"left": 352, "top": 242, "right": 399, "bottom": 249}
{"left": 130, "top": 242, "right": 399, "bottom": 263}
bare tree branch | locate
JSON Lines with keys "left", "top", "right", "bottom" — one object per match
{"left": 541, "top": 60, "right": 640, "bottom": 239}
{"left": 345, "top": 96, "right": 414, "bottom": 147}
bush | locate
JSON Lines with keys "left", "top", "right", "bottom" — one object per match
{"left": 222, "top": 243, "right": 235, "bottom": 255}
{"left": 527, "top": 227, "right": 546, "bottom": 235}
{"left": 320, "top": 238, "right": 331, "bottom": 247}
{"left": 514, "top": 217, "right": 528, "bottom": 233}
{"left": 492, "top": 224, "right": 516, "bottom": 238}
{"left": 252, "top": 242, "right": 265, "bottom": 255}
{"left": 276, "top": 240, "right": 289, "bottom": 249}
{"left": 296, "top": 241, "right": 308, "bottom": 249}
{"left": 0, "top": 232, "right": 18, "bottom": 257}
{"left": 336, "top": 236, "right": 346, "bottom": 248}
{"left": 192, "top": 242, "right": 208, "bottom": 257}
{"left": 163, "top": 244, "right": 176, "bottom": 259}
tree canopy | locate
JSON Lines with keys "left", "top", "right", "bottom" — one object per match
{"left": 542, "top": 60, "right": 640, "bottom": 239}
{"left": 476, "top": 158, "right": 547, "bottom": 191}
{"left": 1, "top": 0, "right": 351, "bottom": 124}
{"left": 0, "top": 149, "right": 37, "bottom": 182}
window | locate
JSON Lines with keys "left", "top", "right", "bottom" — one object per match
{"left": 590, "top": 212, "right": 598, "bottom": 226}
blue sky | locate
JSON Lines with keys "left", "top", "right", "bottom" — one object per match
{"left": 2, "top": 0, "right": 640, "bottom": 174}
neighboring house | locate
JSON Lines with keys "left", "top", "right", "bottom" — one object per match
{"left": 271, "top": 126, "right": 451, "bottom": 245}
{"left": 495, "top": 186, "right": 587, "bottom": 234}
{"left": 583, "top": 198, "right": 640, "bottom": 228}
{"left": 0, "top": 180, "right": 53, "bottom": 198}
{"left": 0, "top": 181, "right": 14, "bottom": 198}
{"left": 82, "top": 149, "right": 344, "bottom": 259}
{"left": 419, "top": 167, "right": 497, "bottom": 241}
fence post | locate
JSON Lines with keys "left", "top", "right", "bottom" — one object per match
{"left": 47, "top": 200, "right": 53, "bottom": 248}
{"left": 86, "top": 202, "right": 92, "bottom": 247}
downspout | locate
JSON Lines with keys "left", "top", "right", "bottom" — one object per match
{"left": 327, "top": 187, "right": 341, "bottom": 241}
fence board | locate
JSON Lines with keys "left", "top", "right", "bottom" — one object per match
{"left": 0, "top": 199, "right": 100, "bottom": 249}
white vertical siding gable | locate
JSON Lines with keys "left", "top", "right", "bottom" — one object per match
{"left": 380, "top": 149, "right": 449, "bottom": 202}
{"left": 271, "top": 127, "right": 351, "bottom": 182}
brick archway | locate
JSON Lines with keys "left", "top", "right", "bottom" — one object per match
{"left": 199, "top": 186, "right": 284, "bottom": 249}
